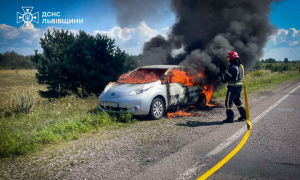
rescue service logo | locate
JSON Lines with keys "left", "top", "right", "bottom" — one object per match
{"left": 17, "top": 7, "right": 39, "bottom": 29}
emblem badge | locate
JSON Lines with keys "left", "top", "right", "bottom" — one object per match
{"left": 17, "top": 7, "right": 39, "bottom": 28}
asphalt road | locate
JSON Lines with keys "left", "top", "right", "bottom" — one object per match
{"left": 132, "top": 81, "right": 300, "bottom": 180}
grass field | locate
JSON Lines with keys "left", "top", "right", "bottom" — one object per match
{"left": 0, "top": 70, "right": 135, "bottom": 158}
{"left": 0, "top": 68, "right": 299, "bottom": 158}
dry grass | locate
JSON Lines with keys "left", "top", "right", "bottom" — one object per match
{"left": 0, "top": 70, "right": 134, "bottom": 158}
{"left": 0, "top": 70, "right": 46, "bottom": 110}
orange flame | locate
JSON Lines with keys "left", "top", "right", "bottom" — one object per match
{"left": 202, "top": 85, "right": 216, "bottom": 107}
{"left": 164, "top": 69, "right": 204, "bottom": 86}
{"left": 117, "top": 69, "right": 166, "bottom": 84}
{"left": 167, "top": 106, "right": 201, "bottom": 118}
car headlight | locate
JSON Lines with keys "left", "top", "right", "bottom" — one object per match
{"left": 103, "top": 82, "right": 115, "bottom": 92}
{"left": 130, "top": 84, "right": 154, "bottom": 96}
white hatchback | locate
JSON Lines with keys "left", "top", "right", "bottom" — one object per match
{"left": 99, "top": 65, "right": 208, "bottom": 120}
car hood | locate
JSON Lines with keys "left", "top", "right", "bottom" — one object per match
{"left": 108, "top": 82, "right": 157, "bottom": 93}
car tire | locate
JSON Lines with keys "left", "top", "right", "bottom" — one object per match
{"left": 197, "top": 93, "right": 206, "bottom": 109}
{"left": 149, "top": 98, "right": 165, "bottom": 120}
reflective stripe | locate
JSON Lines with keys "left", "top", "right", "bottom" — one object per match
{"left": 237, "top": 105, "right": 244, "bottom": 108}
{"left": 228, "top": 82, "right": 243, "bottom": 86}
{"left": 226, "top": 108, "right": 233, "bottom": 110}
{"left": 227, "top": 92, "right": 231, "bottom": 108}
{"left": 226, "top": 72, "right": 232, "bottom": 77}
{"left": 235, "top": 66, "right": 239, "bottom": 80}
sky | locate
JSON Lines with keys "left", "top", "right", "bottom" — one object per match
{"left": 0, "top": 0, "right": 299, "bottom": 61}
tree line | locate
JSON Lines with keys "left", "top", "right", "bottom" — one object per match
{"left": 261, "top": 57, "right": 300, "bottom": 63}
{"left": 0, "top": 51, "right": 36, "bottom": 70}
{"left": 253, "top": 57, "right": 300, "bottom": 73}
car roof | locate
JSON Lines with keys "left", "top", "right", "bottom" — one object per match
{"left": 138, "top": 65, "right": 184, "bottom": 69}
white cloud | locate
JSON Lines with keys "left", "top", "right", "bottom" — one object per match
{"left": 269, "top": 28, "right": 300, "bottom": 45}
{"left": 94, "top": 21, "right": 169, "bottom": 54}
{"left": 0, "top": 24, "right": 20, "bottom": 39}
{"left": 94, "top": 26, "right": 134, "bottom": 43}
{"left": 289, "top": 41, "right": 299, "bottom": 46}
{"left": 0, "top": 24, "right": 49, "bottom": 55}
{"left": 264, "top": 28, "right": 300, "bottom": 60}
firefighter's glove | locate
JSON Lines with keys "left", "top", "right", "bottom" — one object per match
{"left": 221, "top": 74, "right": 228, "bottom": 83}
{"left": 216, "top": 76, "right": 222, "bottom": 83}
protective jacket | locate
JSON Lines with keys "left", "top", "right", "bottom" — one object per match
{"left": 222, "top": 59, "right": 243, "bottom": 87}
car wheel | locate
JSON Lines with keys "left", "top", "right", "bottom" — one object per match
{"left": 149, "top": 98, "right": 165, "bottom": 120}
{"left": 197, "top": 93, "right": 206, "bottom": 109}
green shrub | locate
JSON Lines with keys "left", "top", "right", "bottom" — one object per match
{"left": 117, "top": 111, "right": 133, "bottom": 123}
{"left": 271, "top": 65, "right": 283, "bottom": 73}
{"left": 282, "top": 65, "right": 290, "bottom": 71}
{"left": 265, "top": 64, "right": 274, "bottom": 70}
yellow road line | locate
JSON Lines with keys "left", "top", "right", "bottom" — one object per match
{"left": 197, "top": 64, "right": 252, "bottom": 180}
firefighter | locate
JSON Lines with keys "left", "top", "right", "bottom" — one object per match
{"left": 221, "top": 51, "right": 246, "bottom": 123}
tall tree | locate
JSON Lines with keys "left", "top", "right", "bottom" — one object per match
{"left": 264, "top": 58, "right": 277, "bottom": 63}
{"left": 36, "top": 29, "right": 75, "bottom": 97}
{"left": 284, "top": 58, "right": 289, "bottom": 63}
{"left": 36, "top": 29, "right": 126, "bottom": 98}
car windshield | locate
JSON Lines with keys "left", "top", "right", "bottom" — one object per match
{"left": 117, "top": 68, "right": 168, "bottom": 84}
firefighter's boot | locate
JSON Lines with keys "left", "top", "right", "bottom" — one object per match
{"left": 237, "top": 117, "right": 246, "bottom": 121}
{"left": 225, "top": 108, "right": 234, "bottom": 123}
{"left": 237, "top": 105, "right": 246, "bottom": 121}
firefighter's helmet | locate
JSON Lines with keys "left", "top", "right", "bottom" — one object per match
{"left": 226, "top": 51, "right": 239, "bottom": 61}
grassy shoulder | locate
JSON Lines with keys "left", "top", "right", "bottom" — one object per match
{"left": 0, "top": 108, "right": 135, "bottom": 158}
{"left": 212, "top": 69, "right": 300, "bottom": 99}
{"left": 0, "top": 70, "right": 136, "bottom": 158}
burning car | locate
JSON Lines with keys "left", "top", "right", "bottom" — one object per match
{"left": 99, "top": 65, "right": 214, "bottom": 120}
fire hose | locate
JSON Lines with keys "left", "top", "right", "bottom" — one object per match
{"left": 197, "top": 64, "right": 252, "bottom": 180}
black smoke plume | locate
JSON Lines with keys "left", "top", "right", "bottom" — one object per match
{"left": 137, "top": 0, "right": 280, "bottom": 85}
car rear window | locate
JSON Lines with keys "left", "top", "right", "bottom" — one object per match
{"left": 117, "top": 68, "right": 168, "bottom": 84}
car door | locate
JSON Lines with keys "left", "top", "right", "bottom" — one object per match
{"left": 165, "top": 68, "right": 187, "bottom": 106}
{"left": 183, "top": 68, "right": 201, "bottom": 105}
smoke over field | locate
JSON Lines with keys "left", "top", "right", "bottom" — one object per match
{"left": 113, "top": 0, "right": 280, "bottom": 85}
